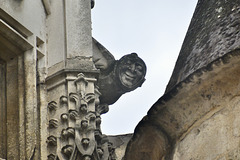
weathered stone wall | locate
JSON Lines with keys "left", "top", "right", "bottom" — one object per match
{"left": 173, "top": 98, "right": 240, "bottom": 160}
{"left": 125, "top": 50, "right": 240, "bottom": 160}
{"left": 166, "top": 0, "right": 240, "bottom": 92}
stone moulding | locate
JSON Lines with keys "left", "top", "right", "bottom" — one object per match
{"left": 46, "top": 69, "right": 99, "bottom": 91}
{"left": 0, "top": 16, "right": 34, "bottom": 61}
{"left": 0, "top": 8, "right": 33, "bottom": 38}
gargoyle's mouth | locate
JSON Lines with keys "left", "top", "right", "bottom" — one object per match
{"left": 124, "top": 71, "right": 136, "bottom": 80}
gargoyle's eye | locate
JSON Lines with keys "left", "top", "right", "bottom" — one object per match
{"left": 136, "top": 65, "right": 143, "bottom": 72}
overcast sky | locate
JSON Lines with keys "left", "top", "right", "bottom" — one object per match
{"left": 92, "top": 0, "right": 198, "bottom": 135}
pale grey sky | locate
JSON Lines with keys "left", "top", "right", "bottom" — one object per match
{"left": 92, "top": 0, "right": 198, "bottom": 135}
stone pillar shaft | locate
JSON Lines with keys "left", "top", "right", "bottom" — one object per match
{"left": 65, "top": 0, "right": 93, "bottom": 58}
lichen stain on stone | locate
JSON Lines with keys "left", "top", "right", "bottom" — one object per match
{"left": 166, "top": 1, "right": 240, "bottom": 92}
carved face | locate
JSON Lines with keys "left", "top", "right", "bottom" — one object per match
{"left": 118, "top": 53, "right": 146, "bottom": 89}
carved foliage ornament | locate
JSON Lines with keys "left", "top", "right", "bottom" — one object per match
{"left": 47, "top": 73, "right": 115, "bottom": 160}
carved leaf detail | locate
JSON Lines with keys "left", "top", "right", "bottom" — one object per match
{"left": 96, "top": 104, "right": 109, "bottom": 115}
{"left": 47, "top": 154, "right": 56, "bottom": 160}
{"left": 69, "top": 110, "right": 79, "bottom": 120}
{"left": 85, "top": 93, "right": 95, "bottom": 104}
{"left": 61, "top": 145, "right": 74, "bottom": 158}
{"left": 47, "top": 136, "right": 57, "bottom": 146}
{"left": 69, "top": 93, "right": 80, "bottom": 108}
{"left": 48, "top": 101, "right": 57, "bottom": 111}
{"left": 49, "top": 119, "right": 59, "bottom": 128}
{"left": 61, "top": 127, "right": 75, "bottom": 139}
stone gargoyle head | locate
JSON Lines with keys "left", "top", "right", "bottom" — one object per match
{"left": 114, "top": 53, "right": 146, "bottom": 92}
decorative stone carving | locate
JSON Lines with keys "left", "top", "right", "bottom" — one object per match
{"left": 61, "top": 127, "right": 75, "bottom": 139}
{"left": 98, "top": 135, "right": 117, "bottom": 160}
{"left": 93, "top": 39, "right": 147, "bottom": 105}
{"left": 61, "top": 113, "right": 69, "bottom": 122}
{"left": 49, "top": 119, "right": 59, "bottom": 128}
{"left": 47, "top": 73, "right": 116, "bottom": 159}
{"left": 48, "top": 101, "right": 57, "bottom": 112}
{"left": 45, "top": 71, "right": 120, "bottom": 160}
{"left": 108, "top": 142, "right": 117, "bottom": 160}
{"left": 47, "top": 154, "right": 56, "bottom": 160}
{"left": 83, "top": 155, "right": 91, "bottom": 160}
{"left": 60, "top": 96, "right": 68, "bottom": 106}
{"left": 95, "top": 116, "right": 101, "bottom": 129}
{"left": 96, "top": 104, "right": 109, "bottom": 115}
{"left": 69, "top": 110, "right": 79, "bottom": 121}
{"left": 47, "top": 136, "right": 57, "bottom": 146}
{"left": 97, "top": 53, "right": 146, "bottom": 105}
{"left": 62, "top": 145, "right": 74, "bottom": 158}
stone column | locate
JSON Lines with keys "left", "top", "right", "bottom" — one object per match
{"left": 46, "top": 0, "right": 102, "bottom": 159}
{"left": 65, "top": 0, "right": 93, "bottom": 58}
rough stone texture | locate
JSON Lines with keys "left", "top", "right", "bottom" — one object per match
{"left": 125, "top": 49, "right": 240, "bottom": 160}
{"left": 6, "top": 58, "right": 19, "bottom": 159}
{"left": 166, "top": 0, "right": 240, "bottom": 92}
{"left": 124, "top": 121, "right": 170, "bottom": 160}
{"left": 65, "top": 0, "right": 93, "bottom": 58}
{"left": 108, "top": 134, "right": 132, "bottom": 160}
{"left": 173, "top": 99, "right": 240, "bottom": 160}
